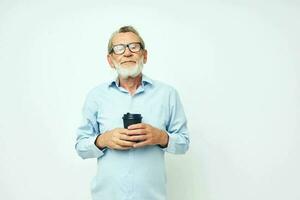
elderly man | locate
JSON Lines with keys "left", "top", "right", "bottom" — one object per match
{"left": 75, "top": 26, "right": 190, "bottom": 200}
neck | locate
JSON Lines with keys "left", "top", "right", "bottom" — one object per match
{"left": 119, "top": 74, "right": 142, "bottom": 95}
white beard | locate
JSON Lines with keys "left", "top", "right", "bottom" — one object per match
{"left": 113, "top": 58, "right": 144, "bottom": 79}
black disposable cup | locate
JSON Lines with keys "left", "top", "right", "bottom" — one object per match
{"left": 122, "top": 113, "right": 142, "bottom": 129}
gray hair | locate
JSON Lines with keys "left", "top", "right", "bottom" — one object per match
{"left": 107, "top": 26, "right": 145, "bottom": 54}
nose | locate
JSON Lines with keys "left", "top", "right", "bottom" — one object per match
{"left": 123, "top": 46, "right": 133, "bottom": 57}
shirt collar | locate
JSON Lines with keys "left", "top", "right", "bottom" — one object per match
{"left": 108, "top": 74, "right": 153, "bottom": 88}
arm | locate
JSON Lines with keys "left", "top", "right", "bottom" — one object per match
{"left": 75, "top": 91, "right": 105, "bottom": 159}
{"left": 162, "top": 88, "right": 190, "bottom": 154}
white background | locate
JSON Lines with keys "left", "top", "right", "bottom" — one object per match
{"left": 0, "top": 0, "right": 299, "bottom": 199}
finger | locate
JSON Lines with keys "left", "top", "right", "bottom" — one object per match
{"left": 128, "top": 123, "right": 146, "bottom": 130}
{"left": 119, "top": 134, "right": 131, "bottom": 141}
{"left": 119, "top": 134, "right": 143, "bottom": 141}
{"left": 126, "top": 129, "right": 147, "bottom": 136}
{"left": 116, "top": 139, "right": 136, "bottom": 147}
{"left": 125, "top": 135, "right": 147, "bottom": 142}
{"left": 118, "top": 128, "right": 131, "bottom": 134}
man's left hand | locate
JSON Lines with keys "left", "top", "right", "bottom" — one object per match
{"left": 126, "top": 123, "right": 169, "bottom": 148}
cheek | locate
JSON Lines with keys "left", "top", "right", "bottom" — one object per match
{"left": 111, "top": 57, "right": 121, "bottom": 64}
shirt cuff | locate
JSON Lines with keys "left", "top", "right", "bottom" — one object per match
{"left": 90, "top": 135, "right": 106, "bottom": 158}
{"left": 160, "top": 132, "right": 176, "bottom": 153}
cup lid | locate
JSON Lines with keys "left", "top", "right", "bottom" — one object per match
{"left": 122, "top": 112, "right": 142, "bottom": 120}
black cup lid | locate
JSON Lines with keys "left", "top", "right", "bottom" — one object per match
{"left": 122, "top": 112, "right": 142, "bottom": 120}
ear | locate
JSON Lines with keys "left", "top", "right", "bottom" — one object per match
{"left": 143, "top": 49, "right": 148, "bottom": 64}
{"left": 107, "top": 54, "right": 115, "bottom": 68}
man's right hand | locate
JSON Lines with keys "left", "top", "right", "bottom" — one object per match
{"left": 95, "top": 128, "right": 136, "bottom": 150}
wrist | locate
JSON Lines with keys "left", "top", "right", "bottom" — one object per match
{"left": 159, "top": 130, "right": 169, "bottom": 147}
{"left": 95, "top": 133, "right": 107, "bottom": 150}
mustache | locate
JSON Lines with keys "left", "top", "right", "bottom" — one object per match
{"left": 113, "top": 58, "right": 144, "bottom": 79}
{"left": 120, "top": 60, "right": 136, "bottom": 64}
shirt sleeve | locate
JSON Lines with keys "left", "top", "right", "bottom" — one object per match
{"left": 75, "top": 90, "right": 106, "bottom": 159}
{"left": 161, "top": 88, "right": 190, "bottom": 154}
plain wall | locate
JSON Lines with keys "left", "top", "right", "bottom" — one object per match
{"left": 0, "top": 0, "right": 299, "bottom": 199}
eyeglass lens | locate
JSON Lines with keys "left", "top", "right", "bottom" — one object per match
{"left": 112, "top": 43, "right": 141, "bottom": 54}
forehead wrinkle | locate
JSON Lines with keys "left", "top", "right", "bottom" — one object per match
{"left": 112, "top": 32, "right": 141, "bottom": 45}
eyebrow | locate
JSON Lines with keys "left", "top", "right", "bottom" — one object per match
{"left": 112, "top": 42, "right": 141, "bottom": 46}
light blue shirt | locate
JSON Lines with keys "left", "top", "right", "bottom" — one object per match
{"left": 75, "top": 74, "right": 190, "bottom": 200}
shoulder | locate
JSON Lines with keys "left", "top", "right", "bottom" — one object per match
{"left": 85, "top": 81, "right": 111, "bottom": 99}
{"left": 151, "top": 79, "right": 178, "bottom": 95}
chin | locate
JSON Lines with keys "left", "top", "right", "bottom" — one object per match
{"left": 121, "top": 63, "right": 135, "bottom": 68}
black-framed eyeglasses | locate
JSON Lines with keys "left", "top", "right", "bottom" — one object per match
{"left": 110, "top": 42, "right": 143, "bottom": 55}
